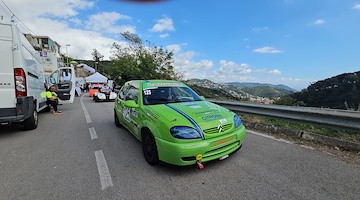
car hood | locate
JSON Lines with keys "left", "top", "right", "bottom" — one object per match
{"left": 148, "top": 101, "right": 235, "bottom": 139}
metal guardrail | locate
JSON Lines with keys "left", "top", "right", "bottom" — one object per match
{"left": 208, "top": 99, "right": 360, "bottom": 131}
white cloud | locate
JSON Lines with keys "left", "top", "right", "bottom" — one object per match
{"left": 253, "top": 26, "right": 269, "bottom": 32}
{"left": 253, "top": 46, "right": 282, "bottom": 53}
{"left": 268, "top": 69, "right": 282, "bottom": 75}
{"left": 1, "top": 0, "right": 136, "bottom": 60}
{"left": 308, "top": 19, "right": 326, "bottom": 26}
{"left": 166, "top": 44, "right": 181, "bottom": 53}
{"left": 172, "top": 51, "right": 214, "bottom": 79}
{"left": 150, "top": 17, "right": 175, "bottom": 32}
{"left": 22, "top": 18, "right": 119, "bottom": 60}
{"left": 314, "top": 19, "right": 325, "bottom": 25}
{"left": 353, "top": 4, "right": 360, "bottom": 9}
{"left": 3, "top": 0, "right": 94, "bottom": 19}
{"left": 207, "top": 60, "right": 257, "bottom": 82}
{"left": 86, "top": 12, "right": 134, "bottom": 34}
{"left": 159, "top": 33, "right": 170, "bottom": 38}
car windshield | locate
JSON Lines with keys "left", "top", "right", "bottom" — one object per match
{"left": 143, "top": 86, "right": 203, "bottom": 105}
{"left": 100, "top": 87, "right": 111, "bottom": 93}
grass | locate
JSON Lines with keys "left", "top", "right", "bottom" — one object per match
{"left": 238, "top": 113, "right": 360, "bottom": 143}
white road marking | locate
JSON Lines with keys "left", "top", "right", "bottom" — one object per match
{"left": 89, "top": 127, "right": 98, "bottom": 140}
{"left": 80, "top": 94, "right": 92, "bottom": 124}
{"left": 300, "top": 145, "right": 314, "bottom": 150}
{"left": 95, "top": 150, "right": 113, "bottom": 190}
{"left": 247, "top": 130, "right": 293, "bottom": 144}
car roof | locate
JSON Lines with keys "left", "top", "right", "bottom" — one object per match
{"left": 127, "top": 80, "right": 188, "bottom": 88}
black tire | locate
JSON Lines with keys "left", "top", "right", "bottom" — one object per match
{"left": 23, "top": 109, "right": 38, "bottom": 130}
{"left": 114, "top": 111, "right": 122, "bottom": 127}
{"left": 43, "top": 105, "right": 51, "bottom": 112}
{"left": 142, "top": 130, "right": 159, "bottom": 165}
{"left": 94, "top": 96, "right": 100, "bottom": 102}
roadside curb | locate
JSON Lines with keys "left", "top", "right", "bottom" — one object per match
{"left": 243, "top": 120, "right": 360, "bottom": 152}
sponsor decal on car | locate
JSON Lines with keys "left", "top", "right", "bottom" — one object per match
{"left": 201, "top": 114, "right": 223, "bottom": 122}
{"left": 147, "top": 83, "right": 183, "bottom": 87}
{"left": 194, "top": 111, "right": 215, "bottom": 115}
{"left": 179, "top": 102, "right": 202, "bottom": 109}
{"left": 214, "top": 136, "right": 235, "bottom": 146}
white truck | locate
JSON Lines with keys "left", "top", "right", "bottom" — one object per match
{"left": 0, "top": 21, "right": 74, "bottom": 130}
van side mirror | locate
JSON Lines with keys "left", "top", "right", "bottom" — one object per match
{"left": 200, "top": 96, "right": 205, "bottom": 100}
{"left": 50, "top": 77, "right": 56, "bottom": 84}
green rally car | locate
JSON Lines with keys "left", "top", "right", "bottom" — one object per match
{"left": 114, "top": 80, "right": 246, "bottom": 166}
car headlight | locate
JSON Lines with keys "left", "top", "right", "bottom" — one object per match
{"left": 170, "top": 126, "right": 202, "bottom": 139}
{"left": 234, "top": 115, "right": 242, "bottom": 128}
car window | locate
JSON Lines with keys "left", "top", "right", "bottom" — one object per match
{"left": 119, "top": 84, "right": 129, "bottom": 100}
{"left": 143, "top": 86, "right": 202, "bottom": 105}
{"left": 124, "top": 82, "right": 139, "bottom": 103}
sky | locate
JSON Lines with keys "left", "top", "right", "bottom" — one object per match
{"left": 1, "top": 0, "right": 360, "bottom": 90}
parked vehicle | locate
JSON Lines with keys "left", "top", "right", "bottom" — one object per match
{"left": 89, "top": 84, "right": 104, "bottom": 97}
{"left": 114, "top": 80, "right": 246, "bottom": 167}
{"left": 0, "top": 21, "right": 74, "bottom": 130}
{"left": 93, "top": 86, "right": 117, "bottom": 102}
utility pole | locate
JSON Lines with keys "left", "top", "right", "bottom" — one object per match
{"left": 66, "top": 44, "right": 70, "bottom": 66}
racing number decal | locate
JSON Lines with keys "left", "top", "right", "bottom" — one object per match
{"left": 144, "top": 89, "right": 151, "bottom": 95}
{"left": 123, "top": 107, "right": 131, "bottom": 122}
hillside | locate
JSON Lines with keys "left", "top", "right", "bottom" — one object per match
{"left": 189, "top": 84, "right": 240, "bottom": 100}
{"left": 227, "top": 82, "right": 296, "bottom": 92}
{"left": 187, "top": 79, "right": 295, "bottom": 99}
{"left": 241, "top": 86, "right": 294, "bottom": 99}
{"left": 278, "top": 71, "right": 360, "bottom": 110}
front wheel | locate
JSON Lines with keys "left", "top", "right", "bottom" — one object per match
{"left": 142, "top": 131, "right": 159, "bottom": 165}
{"left": 23, "top": 109, "right": 38, "bottom": 130}
{"left": 114, "top": 111, "right": 122, "bottom": 127}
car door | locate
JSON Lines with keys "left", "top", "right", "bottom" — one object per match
{"left": 47, "top": 67, "right": 75, "bottom": 104}
{"left": 118, "top": 82, "right": 141, "bottom": 138}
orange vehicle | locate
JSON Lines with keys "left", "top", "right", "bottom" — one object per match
{"left": 89, "top": 84, "right": 104, "bottom": 97}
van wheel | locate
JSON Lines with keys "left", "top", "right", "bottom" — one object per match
{"left": 23, "top": 110, "right": 38, "bottom": 130}
{"left": 142, "top": 130, "right": 159, "bottom": 165}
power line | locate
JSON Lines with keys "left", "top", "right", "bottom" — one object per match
{"left": 0, "top": 0, "right": 37, "bottom": 35}
{"left": 0, "top": 3, "right": 12, "bottom": 17}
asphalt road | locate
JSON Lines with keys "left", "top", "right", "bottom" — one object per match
{"left": 1, "top": 95, "right": 359, "bottom": 200}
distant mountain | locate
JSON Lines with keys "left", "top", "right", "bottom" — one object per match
{"left": 227, "top": 82, "right": 297, "bottom": 92}
{"left": 186, "top": 79, "right": 295, "bottom": 99}
{"left": 277, "top": 71, "right": 360, "bottom": 110}
{"left": 241, "top": 86, "right": 294, "bottom": 99}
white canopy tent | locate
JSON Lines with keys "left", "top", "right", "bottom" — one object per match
{"left": 85, "top": 72, "right": 108, "bottom": 83}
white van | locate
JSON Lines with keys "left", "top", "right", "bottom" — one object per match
{"left": 0, "top": 21, "right": 74, "bottom": 130}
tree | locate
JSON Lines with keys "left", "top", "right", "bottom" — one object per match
{"left": 91, "top": 49, "right": 104, "bottom": 62}
{"left": 91, "top": 49, "right": 104, "bottom": 72}
{"left": 104, "top": 32, "right": 183, "bottom": 85}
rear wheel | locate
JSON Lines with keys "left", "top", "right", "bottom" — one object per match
{"left": 114, "top": 111, "right": 122, "bottom": 127}
{"left": 142, "top": 130, "right": 159, "bottom": 165}
{"left": 23, "top": 109, "right": 38, "bottom": 130}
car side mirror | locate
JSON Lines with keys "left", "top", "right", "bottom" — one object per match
{"left": 124, "top": 100, "right": 139, "bottom": 108}
{"left": 200, "top": 96, "right": 205, "bottom": 100}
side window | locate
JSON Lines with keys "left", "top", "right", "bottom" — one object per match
{"left": 60, "top": 69, "right": 72, "bottom": 82}
{"left": 124, "top": 82, "right": 139, "bottom": 103}
{"left": 119, "top": 84, "right": 129, "bottom": 100}
{"left": 50, "top": 71, "right": 58, "bottom": 84}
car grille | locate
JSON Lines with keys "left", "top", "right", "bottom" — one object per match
{"left": 203, "top": 141, "right": 240, "bottom": 160}
{"left": 203, "top": 123, "right": 233, "bottom": 134}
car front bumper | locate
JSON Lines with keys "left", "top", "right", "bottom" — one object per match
{"left": 155, "top": 125, "right": 246, "bottom": 166}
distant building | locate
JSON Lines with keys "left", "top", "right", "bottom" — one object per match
{"left": 24, "top": 34, "right": 64, "bottom": 75}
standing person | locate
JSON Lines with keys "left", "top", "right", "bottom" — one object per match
{"left": 46, "top": 86, "right": 62, "bottom": 114}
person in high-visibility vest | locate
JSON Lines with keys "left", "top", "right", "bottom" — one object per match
{"left": 46, "top": 86, "right": 62, "bottom": 114}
